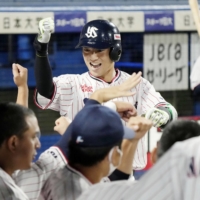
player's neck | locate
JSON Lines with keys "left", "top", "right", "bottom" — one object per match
{"left": 99, "top": 68, "right": 116, "bottom": 83}
{"left": 72, "top": 164, "right": 104, "bottom": 184}
{"left": 0, "top": 153, "right": 15, "bottom": 176}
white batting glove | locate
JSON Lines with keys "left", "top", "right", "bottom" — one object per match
{"left": 38, "top": 17, "right": 55, "bottom": 43}
{"left": 145, "top": 107, "right": 169, "bottom": 128}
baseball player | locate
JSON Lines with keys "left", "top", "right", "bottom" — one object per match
{"left": 0, "top": 102, "right": 40, "bottom": 200}
{"left": 33, "top": 18, "right": 177, "bottom": 170}
{"left": 190, "top": 55, "right": 200, "bottom": 97}
{"left": 13, "top": 70, "right": 145, "bottom": 200}
{"left": 10, "top": 63, "right": 67, "bottom": 199}
{"left": 78, "top": 120, "right": 200, "bottom": 200}
{"left": 40, "top": 99, "right": 152, "bottom": 200}
{"left": 152, "top": 119, "right": 200, "bottom": 164}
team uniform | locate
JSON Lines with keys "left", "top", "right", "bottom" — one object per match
{"left": 13, "top": 146, "right": 66, "bottom": 200}
{"left": 78, "top": 136, "right": 200, "bottom": 200}
{"left": 40, "top": 164, "right": 92, "bottom": 200}
{"left": 0, "top": 168, "right": 29, "bottom": 200}
{"left": 39, "top": 98, "right": 136, "bottom": 200}
{"left": 40, "top": 164, "right": 117, "bottom": 200}
{"left": 190, "top": 55, "right": 200, "bottom": 90}
{"left": 34, "top": 70, "right": 168, "bottom": 170}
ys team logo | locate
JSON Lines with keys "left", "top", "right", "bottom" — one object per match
{"left": 85, "top": 26, "right": 98, "bottom": 38}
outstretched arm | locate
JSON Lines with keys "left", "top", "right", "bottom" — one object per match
{"left": 86, "top": 72, "right": 141, "bottom": 121}
{"left": 90, "top": 72, "right": 142, "bottom": 103}
{"left": 34, "top": 17, "right": 54, "bottom": 99}
{"left": 109, "top": 116, "right": 152, "bottom": 181}
{"left": 13, "top": 63, "right": 28, "bottom": 107}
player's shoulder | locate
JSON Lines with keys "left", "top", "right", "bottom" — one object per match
{"left": 172, "top": 136, "right": 200, "bottom": 152}
{"left": 54, "top": 72, "right": 89, "bottom": 80}
{"left": 78, "top": 180, "right": 134, "bottom": 200}
{"left": 119, "top": 70, "right": 147, "bottom": 82}
{"left": 119, "top": 70, "right": 131, "bottom": 78}
{"left": 56, "top": 73, "right": 81, "bottom": 79}
{"left": 90, "top": 179, "right": 134, "bottom": 191}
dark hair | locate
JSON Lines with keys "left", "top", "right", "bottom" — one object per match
{"left": 157, "top": 119, "right": 200, "bottom": 159}
{"left": 68, "top": 139, "right": 122, "bottom": 167}
{"left": 0, "top": 102, "right": 35, "bottom": 146}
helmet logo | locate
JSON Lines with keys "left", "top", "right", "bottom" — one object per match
{"left": 114, "top": 34, "right": 121, "bottom": 40}
{"left": 85, "top": 26, "right": 98, "bottom": 38}
{"left": 76, "top": 136, "right": 84, "bottom": 143}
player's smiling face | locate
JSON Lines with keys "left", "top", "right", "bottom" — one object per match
{"left": 82, "top": 47, "right": 115, "bottom": 81}
{"left": 16, "top": 116, "right": 41, "bottom": 170}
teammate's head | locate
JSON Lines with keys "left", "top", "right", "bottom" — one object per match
{"left": 76, "top": 20, "right": 122, "bottom": 81}
{"left": 66, "top": 103, "right": 134, "bottom": 176}
{"left": 0, "top": 103, "right": 41, "bottom": 174}
{"left": 152, "top": 119, "right": 200, "bottom": 163}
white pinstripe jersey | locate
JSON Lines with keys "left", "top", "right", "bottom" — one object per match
{"left": 0, "top": 168, "right": 29, "bottom": 200}
{"left": 78, "top": 136, "right": 200, "bottom": 200}
{"left": 13, "top": 146, "right": 67, "bottom": 200}
{"left": 40, "top": 164, "right": 92, "bottom": 200}
{"left": 190, "top": 56, "right": 200, "bottom": 90}
{"left": 35, "top": 69, "right": 167, "bottom": 170}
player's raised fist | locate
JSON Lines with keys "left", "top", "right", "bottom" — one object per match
{"left": 12, "top": 63, "right": 28, "bottom": 88}
{"left": 38, "top": 17, "right": 55, "bottom": 43}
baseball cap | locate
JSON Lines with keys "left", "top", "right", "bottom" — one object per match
{"left": 66, "top": 104, "right": 135, "bottom": 147}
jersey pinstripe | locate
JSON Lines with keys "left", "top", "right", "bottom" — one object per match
{"left": 13, "top": 146, "right": 67, "bottom": 200}
{"left": 34, "top": 70, "right": 168, "bottom": 170}
{"left": 78, "top": 136, "right": 200, "bottom": 200}
{"left": 0, "top": 168, "right": 29, "bottom": 200}
{"left": 41, "top": 164, "right": 92, "bottom": 200}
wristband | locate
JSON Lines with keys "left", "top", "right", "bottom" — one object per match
{"left": 103, "top": 101, "right": 117, "bottom": 112}
{"left": 33, "top": 36, "right": 48, "bottom": 56}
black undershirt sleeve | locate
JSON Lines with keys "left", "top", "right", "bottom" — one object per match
{"left": 109, "top": 169, "right": 130, "bottom": 181}
{"left": 33, "top": 36, "right": 54, "bottom": 99}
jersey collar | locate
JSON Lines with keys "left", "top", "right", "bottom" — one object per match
{"left": 88, "top": 69, "right": 121, "bottom": 84}
{"left": 66, "top": 164, "right": 93, "bottom": 185}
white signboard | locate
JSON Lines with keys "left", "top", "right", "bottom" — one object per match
{"left": 144, "top": 34, "right": 188, "bottom": 91}
{"left": 174, "top": 10, "right": 196, "bottom": 31}
{"left": 87, "top": 11, "right": 144, "bottom": 32}
{"left": 0, "top": 12, "right": 54, "bottom": 33}
{"left": 190, "top": 33, "right": 200, "bottom": 89}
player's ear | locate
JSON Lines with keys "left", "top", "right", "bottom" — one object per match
{"left": 151, "top": 147, "right": 158, "bottom": 164}
{"left": 7, "top": 135, "right": 20, "bottom": 152}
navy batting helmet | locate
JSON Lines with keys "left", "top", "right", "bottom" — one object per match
{"left": 75, "top": 19, "right": 122, "bottom": 62}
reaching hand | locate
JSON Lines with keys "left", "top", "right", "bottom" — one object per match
{"left": 127, "top": 116, "right": 152, "bottom": 141}
{"left": 12, "top": 63, "right": 28, "bottom": 88}
{"left": 38, "top": 17, "right": 54, "bottom": 43}
{"left": 90, "top": 71, "right": 142, "bottom": 103}
{"left": 117, "top": 71, "right": 142, "bottom": 97}
{"left": 114, "top": 101, "right": 137, "bottom": 122}
{"left": 54, "top": 116, "right": 72, "bottom": 135}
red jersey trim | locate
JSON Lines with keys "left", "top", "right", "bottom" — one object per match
{"left": 88, "top": 69, "right": 121, "bottom": 84}
{"left": 33, "top": 82, "right": 57, "bottom": 110}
